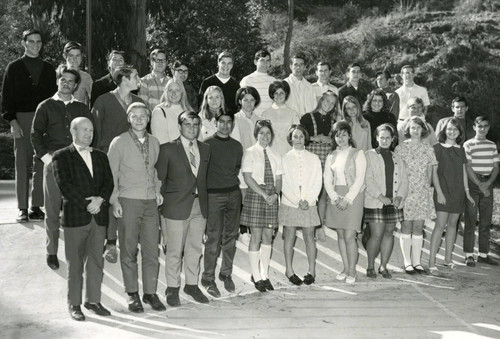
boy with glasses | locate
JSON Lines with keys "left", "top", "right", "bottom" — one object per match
{"left": 139, "top": 49, "right": 171, "bottom": 112}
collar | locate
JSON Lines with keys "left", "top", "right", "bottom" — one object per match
{"left": 128, "top": 128, "right": 148, "bottom": 142}
{"left": 52, "top": 93, "right": 76, "bottom": 104}
{"left": 180, "top": 135, "right": 197, "bottom": 148}
{"left": 288, "top": 74, "right": 305, "bottom": 83}
{"left": 254, "top": 142, "right": 267, "bottom": 152}
{"left": 314, "top": 81, "right": 330, "bottom": 87}
{"left": 440, "top": 143, "right": 460, "bottom": 149}
{"left": 291, "top": 148, "right": 306, "bottom": 155}
{"left": 73, "top": 142, "right": 92, "bottom": 152}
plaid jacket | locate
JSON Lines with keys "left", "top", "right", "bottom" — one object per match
{"left": 52, "top": 144, "right": 114, "bottom": 227}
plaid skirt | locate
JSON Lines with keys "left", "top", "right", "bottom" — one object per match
{"left": 306, "top": 142, "right": 331, "bottom": 169}
{"left": 364, "top": 205, "right": 404, "bottom": 224}
{"left": 240, "top": 184, "right": 278, "bottom": 229}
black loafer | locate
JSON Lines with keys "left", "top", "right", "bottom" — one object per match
{"left": 165, "top": 287, "right": 180, "bottom": 307}
{"left": 201, "top": 279, "right": 221, "bottom": 298}
{"left": 404, "top": 265, "right": 416, "bottom": 275}
{"left": 219, "top": 274, "right": 235, "bottom": 293}
{"left": 84, "top": 302, "right": 111, "bottom": 316}
{"left": 286, "top": 273, "right": 303, "bottom": 286}
{"left": 184, "top": 285, "right": 209, "bottom": 303}
{"left": 28, "top": 207, "right": 45, "bottom": 221}
{"left": 366, "top": 269, "right": 377, "bottom": 279}
{"left": 47, "top": 254, "right": 59, "bottom": 270}
{"left": 413, "top": 265, "right": 429, "bottom": 275}
{"left": 378, "top": 267, "right": 392, "bottom": 279}
{"left": 128, "top": 293, "right": 144, "bottom": 313}
{"left": 262, "top": 279, "right": 274, "bottom": 291}
{"left": 143, "top": 293, "right": 166, "bottom": 311}
{"left": 251, "top": 276, "right": 267, "bottom": 292}
{"left": 303, "top": 273, "right": 315, "bottom": 285}
{"left": 69, "top": 305, "right": 85, "bottom": 321}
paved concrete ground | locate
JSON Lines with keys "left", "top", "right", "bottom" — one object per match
{"left": 0, "top": 180, "right": 499, "bottom": 338}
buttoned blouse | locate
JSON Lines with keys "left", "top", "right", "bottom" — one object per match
{"left": 241, "top": 143, "right": 283, "bottom": 186}
{"left": 281, "top": 149, "right": 322, "bottom": 207}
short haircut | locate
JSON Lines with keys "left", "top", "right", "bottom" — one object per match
{"left": 437, "top": 118, "right": 464, "bottom": 144}
{"left": 63, "top": 41, "right": 82, "bottom": 57}
{"left": 171, "top": 59, "right": 188, "bottom": 70}
{"left": 286, "top": 124, "right": 310, "bottom": 147}
{"left": 215, "top": 111, "right": 235, "bottom": 122}
{"left": 268, "top": 80, "right": 291, "bottom": 100}
{"left": 236, "top": 86, "right": 261, "bottom": 109}
{"left": 375, "top": 123, "right": 397, "bottom": 149}
{"left": 22, "top": 29, "right": 41, "bottom": 41}
{"left": 401, "top": 64, "right": 414, "bottom": 73}
{"left": 452, "top": 96, "right": 468, "bottom": 107}
{"left": 474, "top": 115, "right": 489, "bottom": 125}
{"left": 253, "top": 120, "right": 274, "bottom": 143}
{"left": 114, "top": 65, "right": 136, "bottom": 85}
{"left": 290, "top": 53, "right": 307, "bottom": 65}
{"left": 56, "top": 64, "right": 81, "bottom": 85}
{"left": 107, "top": 50, "right": 125, "bottom": 61}
{"left": 363, "top": 88, "right": 389, "bottom": 113}
{"left": 127, "top": 102, "right": 150, "bottom": 117}
{"left": 254, "top": 50, "right": 271, "bottom": 62}
{"left": 376, "top": 70, "right": 391, "bottom": 80}
{"left": 347, "top": 63, "right": 361, "bottom": 72}
{"left": 218, "top": 51, "right": 233, "bottom": 62}
{"left": 404, "top": 116, "right": 430, "bottom": 139}
{"left": 316, "top": 61, "right": 331, "bottom": 71}
{"left": 150, "top": 48, "right": 166, "bottom": 60}
{"left": 178, "top": 111, "right": 200, "bottom": 126}
{"left": 407, "top": 96, "right": 424, "bottom": 108}
{"left": 331, "top": 121, "right": 356, "bottom": 149}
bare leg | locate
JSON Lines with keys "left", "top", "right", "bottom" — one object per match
{"left": 444, "top": 213, "right": 460, "bottom": 264}
{"left": 345, "top": 229, "right": 358, "bottom": 277}
{"left": 302, "top": 227, "right": 317, "bottom": 276}
{"left": 429, "top": 212, "right": 448, "bottom": 268}
{"left": 283, "top": 226, "right": 297, "bottom": 277}
{"left": 336, "top": 229, "right": 348, "bottom": 274}
{"left": 379, "top": 223, "right": 396, "bottom": 269}
{"left": 366, "top": 222, "right": 384, "bottom": 270}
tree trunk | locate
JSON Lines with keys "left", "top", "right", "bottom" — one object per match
{"left": 127, "top": 0, "right": 147, "bottom": 74}
{"left": 283, "top": 0, "right": 293, "bottom": 76}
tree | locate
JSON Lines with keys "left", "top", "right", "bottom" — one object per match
{"left": 283, "top": 0, "right": 293, "bottom": 75}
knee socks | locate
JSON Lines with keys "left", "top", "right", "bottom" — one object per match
{"left": 411, "top": 234, "right": 423, "bottom": 266}
{"left": 248, "top": 250, "right": 261, "bottom": 281}
{"left": 399, "top": 233, "right": 412, "bottom": 267}
{"left": 260, "top": 244, "right": 272, "bottom": 280}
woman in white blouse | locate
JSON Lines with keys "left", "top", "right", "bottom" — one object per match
{"left": 280, "top": 125, "right": 322, "bottom": 285}
{"left": 324, "top": 121, "right": 367, "bottom": 283}
{"left": 199, "top": 86, "right": 226, "bottom": 140}
{"left": 240, "top": 120, "right": 282, "bottom": 292}
{"left": 151, "top": 79, "right": 192, "bottom": 144}
{"left": 231, "top": 86, "right": 261, "bottom": 150}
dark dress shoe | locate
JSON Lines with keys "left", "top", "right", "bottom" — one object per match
{"left": 477, "top": 256, "right": 499, "bottom": 266}
{"left": 378, "top": 267, "right": 392, "bottom": 279}
{"left": 303, "top": 273, "right": 315, "bottom": 285}
{"left": 184, "top": 285, "right": 209, "bottom": 303}
{"left": 84, "top": 302, "right": 111, "bottom": 316}
{"left": 47, "top": 255, "right": 59, "bottom": 270}
{"left": 366, "top": 268, "right": 377, "bottom": 279}
{"left": 404, "top": 265, "right": 416, "bottom": 275}
{"left": 28, "top": 207, "right": 45, "bottom": 221}
{"left": 286, "top": 273, "right": 303, "bottom": 286}
{"left": 128, "top": 293, "right": 144, "bottom": 313}
{"left": 251, "top": 276, "right": 267, "bottom": 292}
{"left": 201, "top": 279, "right": 221, "bottom": 298}
{"left": 69, "top": 305, "right": 85, "bottom": 321}
{"left": 143, "top": 294, "right": 166, "bottom": 311}
{"left": 219, "top": 274, "right": 235, "bottom": 293}
{"left": 262, "top": 279, "right": 274, "bottom": 291}
{"left": 165, "top": 287, "right": 180, "bottom": 307}
{"left": 16, "top": 209, "right": 29, "bottom": 223}
{"left": 413, "top": 265, "right": 429, "bottom": 275}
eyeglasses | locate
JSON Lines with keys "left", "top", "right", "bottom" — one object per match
{"left": 175, "top": 69, "right": 189, "bottom": 74}
{"left": 153, "top": 58, "right": 167, "bottom": 63}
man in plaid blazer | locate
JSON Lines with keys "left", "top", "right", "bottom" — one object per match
{"left": 52, "top": 117, "right": 114, "bottom": 321}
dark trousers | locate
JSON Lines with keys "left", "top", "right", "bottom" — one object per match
{"left": 64, "top": 217, "right": 106, "bottom": 306}
{"left": 14, "top": 112, "right": 43, "bottom": 209}
{"left": 117, "top": 198, "right": 160, "bottom": 294}
{"left": 464, "top": 179, "right": 493, "bottom": 255}
{"left": 44, "top": 161, "right": 61, "bottom": 255}
{"left": 202, "top": 189, "right": 242, "bottom": 281}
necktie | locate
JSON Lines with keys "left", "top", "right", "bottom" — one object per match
{"left": 263, "top": 148, "right": 273, "bottom": 187}
{"left": 189, "top": 141, "right": 197, "bottom": 171}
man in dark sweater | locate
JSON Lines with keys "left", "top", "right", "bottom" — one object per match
{"left": 201, "top": 111, "right": 243, "bottom": 297}
{"left": 31, "top": 65, "right": 94, "bottom": 270}
{"left": 1, "top": 29, "right": 57, "bottom": 222}
{"left": 199, "top": 51, "right": 240, "bottom": 114}
{"left": 89, "top": 50, "right": 125, "bottom": 107}
{"left": 338, "top": 63, "right": 374, "bottom": 108}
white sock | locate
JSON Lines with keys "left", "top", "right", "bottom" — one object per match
{"left": 248, "top": 251, "right": 261, "bottom": 281}
{"left": 411, "top": 234, "right": 423, "bottom": 266}
{"left": 260, "top": 244, "right": 272, "bottom": 280}
{"left": 399, "top": 233, "right": 412, "bottom": 268}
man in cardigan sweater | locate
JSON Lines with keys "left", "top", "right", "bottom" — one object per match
{"left": 31, "top": 65, "right": 94, "bottom": 270}
{"left": 1, "top": 29, "right": 57, "bottom": 223}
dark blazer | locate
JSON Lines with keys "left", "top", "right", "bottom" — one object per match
{"left": 90, "top": 73, "right": 116, "bottom": 108}
{"left": 52, "top": 144, "right": 114, "bottom": 227}
{"left": 156, "top": 138, "right": 210, "bottom": 220}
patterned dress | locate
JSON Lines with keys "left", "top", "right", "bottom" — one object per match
{"left": 395, "top": 140, "right": 437, "bottom": 220}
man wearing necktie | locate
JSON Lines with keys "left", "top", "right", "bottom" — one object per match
{"left": 156, "top": 111, "right": 211, "bottom": 307}
{"left": 52, "top": 117, "right": 114, "bottom": 321}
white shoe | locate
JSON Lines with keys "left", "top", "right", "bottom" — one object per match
{"left": 239, "top": 233, "right": 251, "bottom": 246}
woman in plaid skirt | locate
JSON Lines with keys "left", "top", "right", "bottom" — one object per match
{"left": 364, "top": 124, "right": 409, "bottom": 279}
{"left": 240, "top": 120, "right": 283, "bottom": 292}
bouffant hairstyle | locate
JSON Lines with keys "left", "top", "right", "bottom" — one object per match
{"left": 286, "top": 124, "right": 310, "bottom": 147}
{"left": 404, "top": 116, "right": 430, "bottom": 139}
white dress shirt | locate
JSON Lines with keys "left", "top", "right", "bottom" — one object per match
{"left": 74, "top": 142, "right": 93, "bottom": 177}
{"left": 241, "top": 143, "right": 283, "bottom": 186}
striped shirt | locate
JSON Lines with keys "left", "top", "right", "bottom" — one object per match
{"left": 240, "top": 71, "right": 276, "bottom": 117}
{"left": 463, "top": 138, "right": 499, "bottom": 175}
{"left": 138, "top": 72, "right": 171, "bottom": 112}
